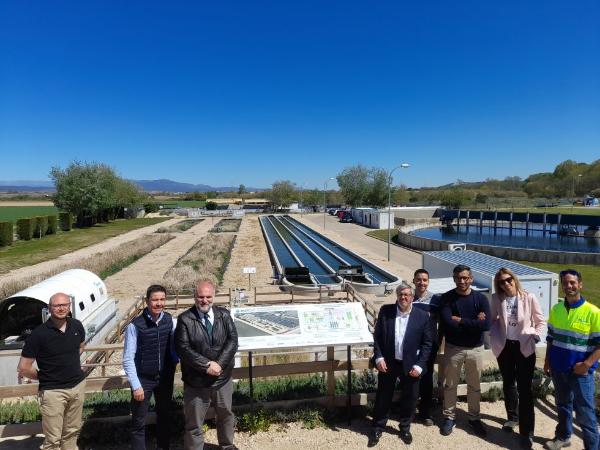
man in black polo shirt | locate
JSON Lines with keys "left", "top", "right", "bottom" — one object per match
{"left": 439, "top": 265, "right": 490, "bottom": 438}
{"left": 18, "top": 292, "right": 86, "bottom": 450}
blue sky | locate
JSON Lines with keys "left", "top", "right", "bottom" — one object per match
{"left": 1, "top": 1, "right": 598, "bottom": 189}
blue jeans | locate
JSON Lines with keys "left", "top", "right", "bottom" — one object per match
{"left": 552, "top": 371, "right": 599, "bottom": 450}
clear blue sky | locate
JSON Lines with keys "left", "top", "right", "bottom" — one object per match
{"left": 1, "top": 1, "right": 598, "bottom": 189}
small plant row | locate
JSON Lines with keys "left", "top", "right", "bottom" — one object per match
{"left": 0, "top": 370, "right": 555, "bottom": 427}
{"left": 0, "top": 213, "right": 74, "bottom": 247}
{"left": 209, "top": 218, "right": 242, "bottom": 233}
{"left": 155, "top": 219, "right": 204, "bottom": 234}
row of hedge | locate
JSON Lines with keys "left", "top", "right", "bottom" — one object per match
{"left": 0, "top": 213, "right": 74, "bottom": 247}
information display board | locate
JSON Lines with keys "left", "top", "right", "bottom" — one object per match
{"left": 231, "top": 302, "right": 373, "bottom": 351}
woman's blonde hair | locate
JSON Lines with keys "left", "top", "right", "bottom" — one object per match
{"left": 493, "top": 267, "right": 525, "bottom": 299}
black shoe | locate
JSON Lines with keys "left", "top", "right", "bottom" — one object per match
{"left": 368, "top": 429, "right": 382, "bottom": 447}
{"left": 419, "top": 415, "right": 434, "bottom": 426}
{"left": 468, "top": 419, "right": 487, "bottom": 437}
{"left": 399, "top": 430, "right": 413, "bottom": 445}
{"left": 519, "top": 434, "right": 533, "bottom": 449}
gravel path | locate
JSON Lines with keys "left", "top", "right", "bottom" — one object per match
{"left": 221, "top": 215, "right": 274, "bottom": 290}
{"left": 1, "top": 398, "right": 586, "bottom": 449}
{"left": 104, "top": 218, "right": 213, "bottom": 315}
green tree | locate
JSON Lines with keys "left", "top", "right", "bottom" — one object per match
{"left": 366, "top": 168, "right": 389, "bottom": 207}
{"left": 302, "top": 189, "right": 322, "bottom": 207}
{"left": 50, "top": 161, "right": 129, "bottom": 227}
{"left": 114, "top": 178, "right": 147, "bottom": 209}
{"left": 392, "top": 184, "right": 410, "bottom": 205}
{"left": 268, "top": 180, "right": 296, "bottom": 209}
{"left": 205, "top": 201, "right": 218, "bottom": 210}
{"left": 336, "top": 165, "right": 370, "bottom": 206}
{"left": 238, "top": 184, "right": 246, "bottom": 195}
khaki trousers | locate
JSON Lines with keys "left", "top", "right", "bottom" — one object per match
{"left": 443, "top": 343, "right": 483, "bottom": 420}
{"left": 39, "top": 379, "right": 86, "bottom": 450}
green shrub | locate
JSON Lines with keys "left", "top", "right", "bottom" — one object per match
{"left": 0, "top": 221, "right": 13, "bottom": 246}
{"left": 46, "top": 215, "right": 58, "bottom": 234}
{"left": 16, "top": 218, "right": 34, "bottom": 240}
{"left": 144, "top": 202, "right": 160, "bottom": 213}
{"left": 236, "top": 408, "right": 272, "bottom": 434}
{"left": 59, "top": 212, "right": 73, "bottom": 231}
{"left": 33, "top": 216, "right": 49, "bottom": 238}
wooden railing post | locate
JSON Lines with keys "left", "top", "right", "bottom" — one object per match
{"left": 327, "top": 346, "right": 336, "bottom": 408}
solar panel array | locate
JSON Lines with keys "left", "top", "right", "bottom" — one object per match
{"left": 423, "top": 250, "right": 551, "bottom": 277}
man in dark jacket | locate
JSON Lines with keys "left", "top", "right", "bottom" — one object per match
{"left": 175, "top": 280, "right": 239, "bottom": 450}
{"left": 123, "top": 284, "right": 177, "bottom": 450}
{"left": 368, "top": 284, "right": 433, "bottom": 447}
{"left": 438, "top": 264, "right": 491, "bottom": 438}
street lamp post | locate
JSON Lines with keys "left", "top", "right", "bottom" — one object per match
{"left": 387, "top": 163, "right": 410, "bottom": 261}
{"left": 323, "top": 177, "right": 335, "bottom": 230}
{"left": 300, "top": 184, "right": 304, "bottom": 218}
{"left": 572, "top": 174, "right": 583, "bottom": 209}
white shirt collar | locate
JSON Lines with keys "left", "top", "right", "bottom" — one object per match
{"left": 196, "top": 306, "right": 214, "bottom": 322}
{"left": 396, "top": 304, "right": 412, "bottom": 318}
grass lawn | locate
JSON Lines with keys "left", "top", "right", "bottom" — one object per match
{"left": 153, "top": 200, "right": 206, "bottom": 208}
{"left": 0, "top": 205, "right": 59, "bottom": 222}
{"left": 366, "top": 229, "right": 398, "bottom": 242}
{"left": 0, "top": 218, "right": 168, "bottom": 274}
{"left": 516, "top": 261, "right": 600, "bottom": 308}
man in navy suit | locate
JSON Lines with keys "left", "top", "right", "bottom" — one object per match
{"left": 368, "top": 284, "right": 433, "bottom": 447}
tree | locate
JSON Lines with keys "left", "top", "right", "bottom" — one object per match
{"left": 268, "top": 180, "right": 296, "bottom": 209}
{"left": 336, "top": 165, "right": 370, "bottom": 206}
{"left": 366, "top": 168, "right": 388, "bottom": 207}
{"left": 302, "top": 189, "right": 323, "bottom": 207}
{"left": 238, "top": 184, "right": 246, "bottom": 195}
{"left": 50, "top": 161, "right": 131, "bottom": 227}
{"left": 392, "top": 184, "right": 410, "bottom": 205}
{"left": 114, "top": 178, "right": 147, "bottom": 209}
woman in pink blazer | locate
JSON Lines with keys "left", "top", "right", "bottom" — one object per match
{"left": 490, "top": 267, "right": 546, "bottom": 449}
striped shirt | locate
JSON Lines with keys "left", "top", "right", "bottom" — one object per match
{"left": 547, "top": 297, "right": 600, "bottom": 374}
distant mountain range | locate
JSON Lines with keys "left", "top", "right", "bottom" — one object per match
{"left": 0, "top": 179, "right": 265, "bottom": 193}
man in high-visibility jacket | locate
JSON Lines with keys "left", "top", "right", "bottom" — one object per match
{"left": 545, "top": 269, "right": 600, "bottom": 450}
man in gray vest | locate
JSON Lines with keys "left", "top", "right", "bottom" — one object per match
{"left": 123, "top": 284, "right": 177, "bottom": 450}
{"left": 176, "top": 280, "right": 239, "bottom": 450}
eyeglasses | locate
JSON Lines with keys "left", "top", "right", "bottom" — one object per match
{"left": 50, "top": 304, "right": 70, "bottom": 309}
{"left": 499, "top": 277, "right": 513, "bottom": 285}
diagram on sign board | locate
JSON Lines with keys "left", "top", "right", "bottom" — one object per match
{"left": 231, "top": 302, "right": 373, "bottom": 351}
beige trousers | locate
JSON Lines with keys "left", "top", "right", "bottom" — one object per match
{"left": 443, "top": 343, "right": 483, "bottom": 420}
{"left": 39, "top": 379, "right": 86, "bottom": 450}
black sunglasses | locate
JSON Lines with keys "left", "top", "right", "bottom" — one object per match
{"left": 499, "top": 277, "right": 513, "bottom": 285}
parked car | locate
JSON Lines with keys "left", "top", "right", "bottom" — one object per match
{"left": 339, "top": 212, "right": 353, "bottom": 223}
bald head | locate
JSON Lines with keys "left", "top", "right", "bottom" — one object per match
{"left": 48, "top": 292, "right": 71, "bottom": 320}
{"left": 49, "top": 292, "right": 70, "bottom": 307}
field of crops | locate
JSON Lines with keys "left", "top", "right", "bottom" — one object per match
{"left": 153, "top": 200, "right": 206, "bottom": 208}
{"left": 0, "top": 206, "right": 59, "bottom": 222}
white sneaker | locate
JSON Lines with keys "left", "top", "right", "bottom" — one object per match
{"left": 502, "top": 420, "right": 518, "bottom": 431}
{"left": 545, "top": 437, "right": 571, "bottom": 450}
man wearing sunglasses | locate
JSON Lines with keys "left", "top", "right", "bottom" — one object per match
{"left": 17, "top": 292, "right": 86, "bottom": 450}
{"left": 545, "top": 269, "right": 600, "bottom": 450}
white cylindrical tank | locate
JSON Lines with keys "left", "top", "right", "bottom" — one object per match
{"left": 0, "top": 269, "right": 108, "bottom": 341}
